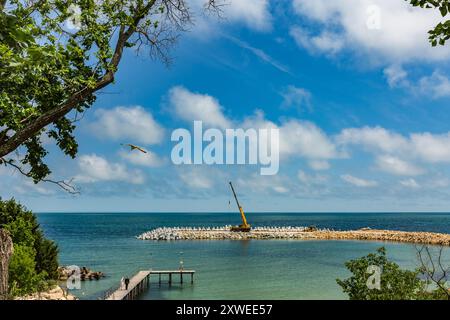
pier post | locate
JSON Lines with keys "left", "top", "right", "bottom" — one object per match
{"left": 159, "top": 273, "right": 161, "bottom": 286}
{"left": 191, "top": 273, "right": 193, "bottom": 284}
{"left": 169, "top": 273, "right": 172, "bottom": 286}
{"left": 180, "top": 272, "right": 183, "bottom": 284}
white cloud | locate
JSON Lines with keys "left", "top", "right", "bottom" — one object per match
{"left": 400, "top": 178, "right": 420, "bottom": 188}
{"left": 337, "top": 126, "right": 450, "bottom": 171}
{"left": 279, "top": 120, "right": 338, "bottom": 160}
{"left": 411, "top": 132, "right": 450, "bottom": 163}
{"left": 169, "top": 88, "right": 339, "bottom": 166}
{"left": 272, "top": 185, "right": 289, "bottom": 194}
{"left": 240, "top": 109, "right": 277, "bottom": 130}
{"left": 167, "top": 88, "right": 450, "bottom": 184}
{"left": 14, "top": 181, "right": 56, "bottom": 196}
{"left": 337, "top": 126, "right": 409, "bottom": 154}
{"left": 238, "top": 173, "right": 290, "bottom": 194}
{"left": 189, "top": 0, "right": 272, "bottom": 34}
{"left": 119, "top": 150, "right": 163, "bottom": 168}
{"left": 75, "top": 154, "right": 145, "bottom": 184}
{"left": 179, "top": 168, "right": 214, "bottom": 189}
{"left": 223, "top": 0, "right": 272, "bottom": 31}
{"left": 341, "top": 174, "right": 378, "bottom": 187}
{"left": 383, "top": 67, "right": 450, "bottom": 99}
{"left": 376, "top": 155, "right": 424, "bottom": 176}
{"left": 298, "top": 170, "right": 328, "bottom": 185}
{"left": 291, "top": 0, "right": 450, "bottom": 63}
{"left": 242, "top": 111, "right": 339, "bottom": 161}
{"left": 281, "top": 85, "right": 312, "bottom": 112}
{"left": 91, "top": 106, "right": 164, "bottom": 145}
{"left": 169, "top": 86, "right": 232, "bottom": 129}
{"left": 308, "top": 160, "right": 330, "bottom": 171}
{"left": 418, "top": 71, "right": 450, "bottom": 99}
{"left": 384, "top": 64, "right": 408, "bottom": 88}
{"left": 290, "top": 26, "right": 344, "bottom": 55}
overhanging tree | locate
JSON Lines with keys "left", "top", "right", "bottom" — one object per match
{"left": 408, "top": 0, "right": 450, "bottom": 46}
{"left": 0, "top": 0, "right": 219, "bottom": 190}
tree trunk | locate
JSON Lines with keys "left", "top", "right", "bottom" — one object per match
{"left": 0, "top": 229, "right": 13, "bottom": 300}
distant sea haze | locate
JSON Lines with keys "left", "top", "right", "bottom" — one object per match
{"left": 37, "top": 212, "right": 450, "bottom": 300}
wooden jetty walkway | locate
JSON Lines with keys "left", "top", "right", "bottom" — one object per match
{"left": 151, "top": 270, "right": 195, "bottom": 286}
{"left": 105, "top": 269, "right": 195, "bottom": 300}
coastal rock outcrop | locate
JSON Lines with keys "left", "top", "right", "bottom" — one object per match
{"left": 58, "top": 266, "right": 104, "bottom": 281}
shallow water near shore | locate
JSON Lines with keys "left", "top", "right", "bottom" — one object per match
{"left": 36, "top": 212, "right": 450, "bottom": 300}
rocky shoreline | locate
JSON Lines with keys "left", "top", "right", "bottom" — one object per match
{"left": 58, "top": 266, "right": 104, "bottom": 281}
{"left": 137, "top": 226, "right": 450, "bottom": 246}
{"left": 15, "top": 285, "right": 77, "bottom": 300}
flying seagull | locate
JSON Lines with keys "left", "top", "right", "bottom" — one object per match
{"left": 120, "top": 143, "right": 148, "bottom": 154}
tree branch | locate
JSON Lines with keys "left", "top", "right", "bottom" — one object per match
{"left": 416, "top": 245, "right": 450, "bottom": 299}
{"left": 1, "top": 158, "right": 79, "bottom": 194}
{"left": 0, "top": 0, "right": 219, "bottom": 184}
{"left": 0, "top": 2, "right": 155, "bottom": 159}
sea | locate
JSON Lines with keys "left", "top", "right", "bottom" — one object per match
{"left": 36, "top": 212, "right": 450, "bottom": 300}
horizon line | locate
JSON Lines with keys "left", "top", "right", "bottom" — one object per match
{"left": 34, "top": 211, "right": 450, "bottom": 214}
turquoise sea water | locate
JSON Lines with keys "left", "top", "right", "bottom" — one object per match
{"left": 36, "top": 212, "right": 450, "bottom": 300}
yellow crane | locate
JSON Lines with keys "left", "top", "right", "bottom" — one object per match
{"left": 229, "top": 182, "right": 251, "bottom": 232}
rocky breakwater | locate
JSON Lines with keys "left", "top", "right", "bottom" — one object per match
{"left": 137, "top": 226, "right": 450, "bottom": 246}
{"left": 138, "top": 226, "right": 326, "bottom": 240}
{"left": 313, "top": 228, "right": 450, "bottom": 246}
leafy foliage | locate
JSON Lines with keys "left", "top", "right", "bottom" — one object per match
{"left": 408, "top": 0, "right": 450, "bottom": 46}
{"left": 0, "top": 198, "right": 59, "bottom": 295}
{"left": 337, "top": 247, "right": 423, "bottom": 300}
{"left": 34, "top": 235, "right": 59, "bottom": 279}
{"left": 8, "top": 244, "right": 47, "bottom": 296}
{"left": 337, "top": 247, "right": 450, "bottom": 300}
{"left": 0, "top": 0, "right": 217, "bottom": 185}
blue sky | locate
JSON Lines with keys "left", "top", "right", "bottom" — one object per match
{"left": 3, "top": 0, "right": 450, "bottom": 212}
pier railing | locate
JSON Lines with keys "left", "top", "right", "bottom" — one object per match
{"left": 98, "top": 284, "right": 121, "bottom": 300}
{"left": 102, "top": 269, "right": 196, "bottom": 300}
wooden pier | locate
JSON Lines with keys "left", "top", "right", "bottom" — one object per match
{"left": 105, "top": 270, "right": 151, "bottom": 300}
{"left": 150, "top": 270, "right": 195, "bottom": 286}
{"left": 105, "top": 269, "right": 195, "bottom": 300}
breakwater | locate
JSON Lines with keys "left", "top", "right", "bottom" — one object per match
{"left": 137, "top": 226, "right": 450, "bottom": 246}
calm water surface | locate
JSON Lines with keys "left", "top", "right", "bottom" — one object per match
{"left": 36, "top": 212, "right": 450, "bottom": 300}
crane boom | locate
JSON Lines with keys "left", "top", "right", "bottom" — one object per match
{"left": 229, "top": 182, "right": 251, "bottom": 232}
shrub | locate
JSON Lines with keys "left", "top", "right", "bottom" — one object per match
{"left": 337, "top": 247, "right": 424, "bottom": 300}
{"left": 34, "top": 236, "right": 59, "bottom": 279}
{"left": 8, "top": 245, "right": 47, "bottom": 297}
{"left": 0, "top": 198, "right": 59, "bottom": 296}
{"left": 337, "top": 247, "right": 450, "bottom": 300}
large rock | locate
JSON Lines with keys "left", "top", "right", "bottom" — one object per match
{"left": 0, "top": 229, "right": 13, "bottom": 300}
{"left": 58, "top": 266, "right": 104, "bottom": 281}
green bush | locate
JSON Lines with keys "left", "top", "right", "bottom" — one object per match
{"left": 3, "top": 215, "right": 35, "bottom": 247}
{"left": 337, "top": 247, "right": 450, "bottom": 300}
{"left": 34, "top": 236, "right": 59, "bottom": 279}
{"left": 0, "top": 198, "right": 59, "bottom": 296}
{"left": 8, "top": 245, "right": 47, "bottom": 296}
